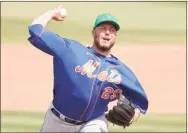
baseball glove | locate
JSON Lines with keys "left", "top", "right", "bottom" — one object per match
{"left": 105, "top": 94, "right": 136, "bottom": 128}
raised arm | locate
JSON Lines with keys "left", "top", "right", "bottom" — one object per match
{"left": 31, "top": 6, "right": 66, "bottom": 28}
{"left": 28, "top": 6, "right": 70, "bottom": 56}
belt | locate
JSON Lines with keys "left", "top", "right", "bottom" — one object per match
{"left": 51, "top": 108, "right": 87, "bottom": 125}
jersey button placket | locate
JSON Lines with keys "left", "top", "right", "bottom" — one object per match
{"left": 79, "top": 57, "right": 101, "bottom": 121}
{"left": 85, "top": 60, "right": 106, "bottom": 121}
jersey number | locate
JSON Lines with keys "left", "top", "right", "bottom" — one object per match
{"left": 101, "top": 87, "right": 122, "bottom": 99}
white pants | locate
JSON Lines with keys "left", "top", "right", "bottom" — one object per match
{"left": 40, "top": 104, "right": 108, "bottom": 132}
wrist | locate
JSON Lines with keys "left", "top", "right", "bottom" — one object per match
{"left": 48, "top": 9, "right": 57, "bottom": 18}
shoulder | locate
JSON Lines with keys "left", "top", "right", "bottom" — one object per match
{"left": 55, "top": 34, "right": 86, "bottom": 48}
{"left": 64, "top": 37, "right": 84, "bottom": 46}
{"left": 110, "top": 54, "right": 131, "bottom": 70}
{"left": 110, "top": 54, "right": 126, "bottom": 68}
{"left": 111, "top": 55, "right": 137, "bottom": 79}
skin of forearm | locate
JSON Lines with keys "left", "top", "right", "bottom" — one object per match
{"left": 31, "top": 10, "right": 55, "bottom": 28}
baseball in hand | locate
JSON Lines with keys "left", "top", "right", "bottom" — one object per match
{"left": 59, "top": 8, "right": 67, "bottom": 18}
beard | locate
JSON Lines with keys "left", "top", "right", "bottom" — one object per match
{"left": 94, "top": 38, "right": 115, "bottom": 52}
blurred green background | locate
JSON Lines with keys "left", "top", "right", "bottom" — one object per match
{"left": 1, "top": 111, "right": 186, "bottom": 132}
{"left": 1, "top": 2, "right": 186, "bottom": 44}
{"left": 1, "top": 2, "right": 186, "bottom": 132}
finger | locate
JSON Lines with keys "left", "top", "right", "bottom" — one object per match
{"left": 61, "top": 16, "right": 67, "bottom": 20}
{"left": 55, "top": 5, "right": 64, "bottom": 10}
{"left": 57, "top": 16, "right": 67, "bottom": 21}
{"left": 130, "top": 108, "right": 141, "bottom": 124}
{"left": 57, "top": 5, "right": 63, "bottom": 8}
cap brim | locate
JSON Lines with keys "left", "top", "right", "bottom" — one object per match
{"left": 94, "top": 20, "right": 120, "bottom": 31}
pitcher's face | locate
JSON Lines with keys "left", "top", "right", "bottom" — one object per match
{"left": 92, "top": 23, "right": 117, "bottom": 52}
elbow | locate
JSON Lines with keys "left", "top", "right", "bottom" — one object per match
{"left": 28, "top": 24, "right": 44, "bottom": 42}
{"left": 134, "top": 95, "right": 149, "bottom": 115}
{"left": 141, "top": 98, "right": 149, "bottom": 114}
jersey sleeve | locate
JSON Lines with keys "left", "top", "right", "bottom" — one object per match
{"left": 118, "top": 64, "right": 149, "bottom": 114}
{"left": 27, "top": 24, "right": 71, "bottom": 57}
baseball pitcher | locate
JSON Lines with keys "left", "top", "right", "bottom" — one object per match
{"left": 27, "top": 5, "right": 149, "bottom": 132}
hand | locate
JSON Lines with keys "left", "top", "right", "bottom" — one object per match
{"left": 105, "top": 94, "right": 141, "bottom": 128}
{"left": 130, "top": 108, "right": 141, "bottom": 124}
{"left": 52, "top": 5, "right": 67, "bottom": 21}
{"left": 118, "top": 93, "right": 141, "bottom": 124}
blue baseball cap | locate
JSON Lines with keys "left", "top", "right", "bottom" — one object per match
{"left": 93, "top": 13, "right": 120, "bottom": 31}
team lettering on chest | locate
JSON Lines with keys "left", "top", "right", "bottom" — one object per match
{"left": 75, "top": 60, "right": 121, "bottom": 84}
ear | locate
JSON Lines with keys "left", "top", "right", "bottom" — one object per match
{"left": 92, "top": 30, "right": 95, "bottom": 38}
{"left": 115, "top": 31, "right": 118, "bottom": 36}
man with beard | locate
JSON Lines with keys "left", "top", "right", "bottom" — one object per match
{"left": 28, "top": 6, "right": 148, "bottom": 132}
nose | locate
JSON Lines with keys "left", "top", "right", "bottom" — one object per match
{"left": 105, "top": 29, "right": 110, "bottom": 35}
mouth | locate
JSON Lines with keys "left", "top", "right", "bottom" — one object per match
{"left": 102, "top": 37, "right": 110, "bottom": 41}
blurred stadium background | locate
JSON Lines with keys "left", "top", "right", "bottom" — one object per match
{"left": 1, "top": 2, "right": 186, "bottom": 132}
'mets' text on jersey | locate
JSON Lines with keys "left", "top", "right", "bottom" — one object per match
{"left": 28, "top": 24, "right": 148, "bottom": 121}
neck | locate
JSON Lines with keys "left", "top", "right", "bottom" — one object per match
{"left": 92, "top": 44, "right": 111, "bottom": 57}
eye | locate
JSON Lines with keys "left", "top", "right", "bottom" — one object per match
{"left": 110, "top": 28, "right": 116, "bottom": 33}
{"left": 100, "top": 26, "right": 106, "bottom": 30}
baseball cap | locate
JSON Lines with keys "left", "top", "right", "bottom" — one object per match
{"left": 93, "top": 13, "right": 120, "bottom": 31}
